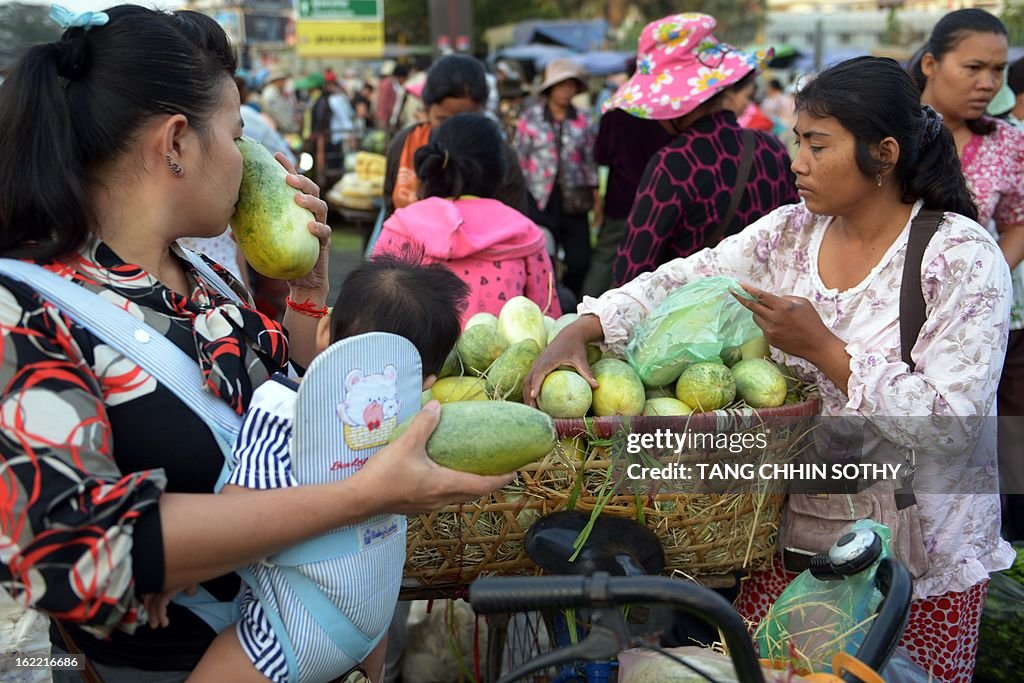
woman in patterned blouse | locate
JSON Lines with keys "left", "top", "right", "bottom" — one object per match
{"left": 526, "top": 57, "right": 1014, "bottom": 682}
{"left": 0, "top": 6, "right": 510, "bottom": 680}
{"left": 910, "top": 9, "right": 1024, "bottom": 541}
{"left": 514, "top": 58, "right": 601, "bottom": 303}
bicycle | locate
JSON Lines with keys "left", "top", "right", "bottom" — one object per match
{"left": 472, "top": 512, "right": 914, "bottom": 683}
{"left": 482, "top": 509, "right": 670, "bottom": 682}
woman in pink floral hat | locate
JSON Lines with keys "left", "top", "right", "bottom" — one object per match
{"left": 603, "top": 13, "right": 799, "bottom": 286}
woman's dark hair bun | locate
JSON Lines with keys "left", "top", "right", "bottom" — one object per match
{"left": 413, "top": 113, "right": 505, "bottom": 200}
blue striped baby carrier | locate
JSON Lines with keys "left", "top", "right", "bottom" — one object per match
{"left": 0, "top": 253, "right": 414, "bottom": 682}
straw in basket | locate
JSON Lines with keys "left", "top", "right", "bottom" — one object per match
{"left": 402, "top": 394, "right": 821, "bottom": 593}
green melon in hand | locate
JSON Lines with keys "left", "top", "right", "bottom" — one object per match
{"left": 537, "top": 370, "right": 593, "bottom": 418}
{"left": 231, "top": 137, "right": 319, "bottom": 280}
{"left": 390, "top": 401, "right": 557, "bottom": 474}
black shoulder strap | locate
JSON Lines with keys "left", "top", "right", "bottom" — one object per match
{"left": 899, "top": 209, "right": 944, "bottom": 372}
{"left": 709, "top": 128, "right": 756, "bottom": 247}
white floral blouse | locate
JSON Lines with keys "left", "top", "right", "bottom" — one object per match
{"left": 580, "top": 200, "right": 1016, "bottom": 599}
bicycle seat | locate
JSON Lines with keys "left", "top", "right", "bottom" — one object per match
{"left": 525, "top": 511, "right": 665, "bottom": 577}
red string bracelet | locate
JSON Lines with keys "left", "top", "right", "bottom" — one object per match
{"left": 285, "top": 295, "right": 329, "bottom": 319}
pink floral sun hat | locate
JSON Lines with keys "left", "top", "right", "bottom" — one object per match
{"left": 603, "top": 13, "right": 772, "bottom": 120}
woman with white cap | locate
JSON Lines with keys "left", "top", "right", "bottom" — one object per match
{"left": 260, "top": 64, "right": 297, "bottom": 135}
{"left": 603, "top": 13, "right": 798, "bottom": 287}
{"left": 514, "top": 57, "right": 600, "bottom": 303}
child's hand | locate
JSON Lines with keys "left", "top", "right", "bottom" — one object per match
{"left": 142, "top": 585, "right": 198, "bottom": 629}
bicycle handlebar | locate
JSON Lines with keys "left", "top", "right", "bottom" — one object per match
{"left": 470, "top": 573, "right": 768, "bottom": 683}
{"left": 842, "top": 557, "right": 913, "bottom": 681}
{"left": 470, "top": 556, "right": 913, "bottom": 683}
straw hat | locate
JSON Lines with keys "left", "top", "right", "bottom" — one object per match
{"left": 603, "top": 13, "right": 771, "bottom": 120}
{"left": 539, "top": 57, "right": 589, "bottom": 95}
{"left": 267, "top": 64, "right": 291, "bottom": 83}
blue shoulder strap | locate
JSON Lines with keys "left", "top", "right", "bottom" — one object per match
{"left": 363, "top": 204, "right": 387, "bottom": 258}
{"left": 0, "top": 258, "right": 244, "bottom": 632}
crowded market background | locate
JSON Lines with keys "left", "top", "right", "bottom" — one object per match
{"left": 1, "top": 1, "right": 1024, "bottom": 682}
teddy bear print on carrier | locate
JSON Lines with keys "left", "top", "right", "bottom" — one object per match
{"left": 337, "top": 366, "right": 401, "bottom": 450}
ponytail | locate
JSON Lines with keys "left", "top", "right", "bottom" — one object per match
{"left": 0, "top": 7, "right": 237, "bottom": 259}
{"left": 902, "top": 118, "right": 977, "bottom": 221}
{"left": 0, "top": 41, "right": 92, "bottom": 258}
{"left": 413, "top": 113, "right": 505, "bottom": 200}
{"left": 414, "top": 141, "right": 466, "bottom": 199}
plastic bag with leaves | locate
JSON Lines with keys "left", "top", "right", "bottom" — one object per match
{"left": 755, "top": 519, "right": 891, "bottom": 675}
{"left": 624, "top": 276, "right": 761, "bottom": 387}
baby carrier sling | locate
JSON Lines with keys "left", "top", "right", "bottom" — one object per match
{"left": 0, "top": 253, "right": 414, "bottom": 682}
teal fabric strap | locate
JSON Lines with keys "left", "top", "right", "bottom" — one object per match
{"left": 170, "top": 586, "right": 240, "bottom": 633}
{"left": 178, "top": 247, "right": 244, "bottom": 306}
{"left": 277, "top": 565, "right": 377, "bottom": 654}
{"left": 363, "top": 204, "right": 387, "bottom": 258}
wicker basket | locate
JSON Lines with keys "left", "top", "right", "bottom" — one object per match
{"left": 402, "top": 396, "right": 821, "bottom": 592}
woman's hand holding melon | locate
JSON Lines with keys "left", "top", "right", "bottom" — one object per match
{"left": 731, "top": 282, "right": 851, "bottom": 393}
{"left": 274, "top": 152, "right": 332, "bottom": 300}
{"left": 353, "top": 401, "right": 515, "bottom": 515}
{"left": 522, "top": 314, "right": 603, "bottom": 407}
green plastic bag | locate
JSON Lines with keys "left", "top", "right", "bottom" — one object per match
{"left": 755, "top": 519, "right": 891, "bottom": 675}
{"left": 624, "top": 276, "right": 761, "bottom": 387}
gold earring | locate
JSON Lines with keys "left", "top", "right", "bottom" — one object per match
{"left": 166, "top": 154, "right": 183, "bottom": 177}
{"left": 876, "top": 173, "right": 882, "bottom": 187}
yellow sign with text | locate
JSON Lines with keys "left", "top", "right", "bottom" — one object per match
{"left": 296, "top": 21, "right": 384, "bottom": 58}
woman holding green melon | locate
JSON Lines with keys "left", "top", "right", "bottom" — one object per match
{"left": 525, "top": 53, "right": 1013, "bottom": 681}
{"left": 0, "top": 5, "right": 510, "bottom": 681}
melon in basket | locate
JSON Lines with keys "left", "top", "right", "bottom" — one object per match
{"left": 675, "top": 361, "right": 736, "bottom": 412}
{"left": 731, "top": 358, "right": 787, "bottom": 408}
{"left": 590, "top": 358, "right": 645, "bottom": 417}
{"left": 538, "top": 370, "right": 593, "bottom": 418}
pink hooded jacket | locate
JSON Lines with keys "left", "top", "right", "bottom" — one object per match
{"left": 373, "top": 197, "right": 561, "bottom": 326}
